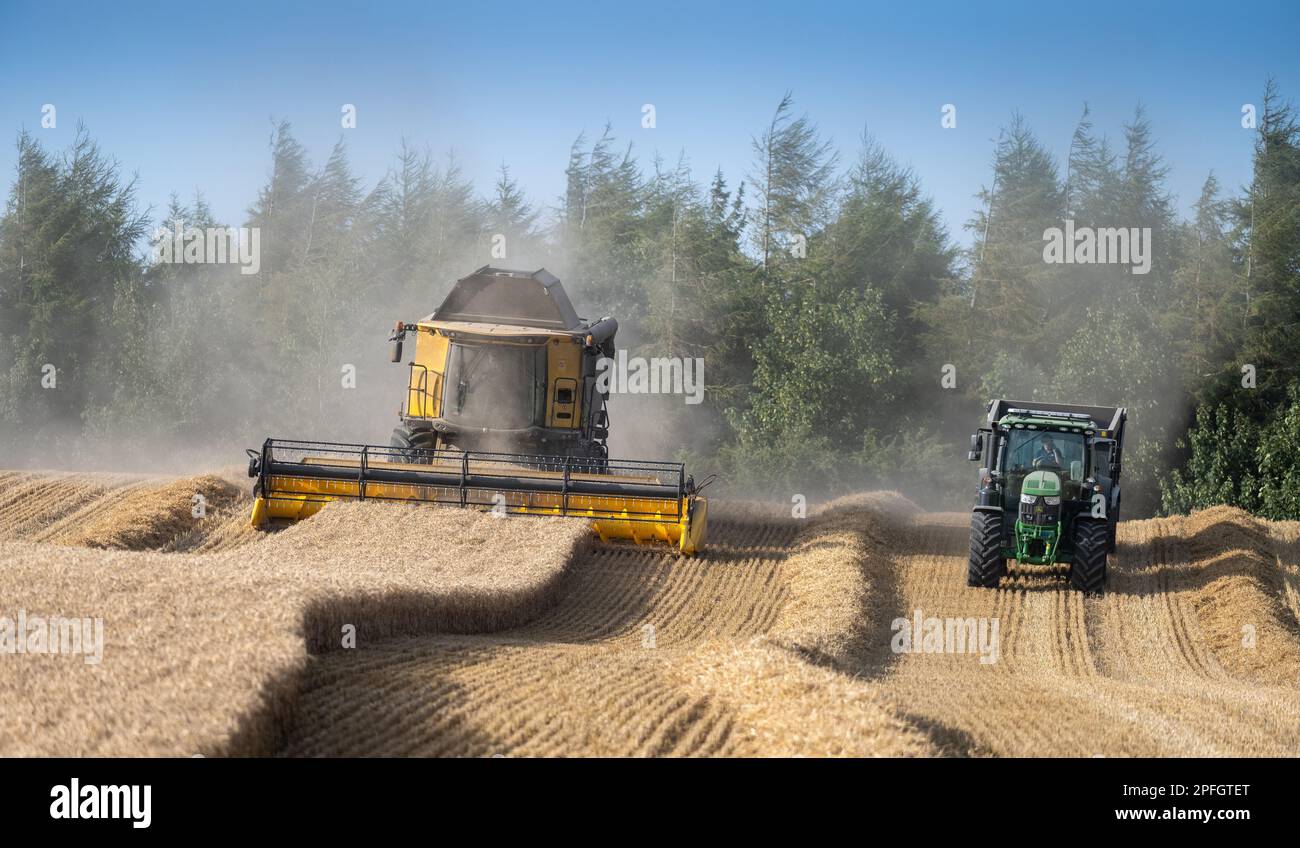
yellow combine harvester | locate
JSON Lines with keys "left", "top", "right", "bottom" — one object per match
{"left": 247, "top": 267, "right": 708, "bottom": 554}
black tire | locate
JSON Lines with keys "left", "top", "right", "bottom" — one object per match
{"left": 1069, "top": 518, "right": 1108, "bottom": 594}
{"left": 389, "top": 425, "right": 436, "bottom": 463}
{"left": 967, "top": 511, "right": 1006, "bottom": 588}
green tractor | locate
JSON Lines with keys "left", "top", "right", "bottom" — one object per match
{"left": 966, "top": 400, "right": 1127, "bottom": 593}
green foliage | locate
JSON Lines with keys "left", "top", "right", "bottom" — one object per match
{"left": 1162, "top": 81, "right": 1300, "bottom": 518}
{"left": 1057, "top": 303, "right": 1174, "bottom": 517}
{"left": 1165, "top": 383, "right": 1300, "bottom": 520}
{"left": 1255, "top": 386, "right": 1300, "bottom": 518}
{"left": 1160, "top": 397, "right": 1261, "bottom": 516}
{"left": 0, "top": 126, "right": 148, "bottom": 456}
{"left": 1228, "top": 82, "right": 1300, "bottom": 411}
{"left": 735, "top": 281, "right": 896, "bottom": 449}
{"left": 716, "top": 423, "right": 963, "bottom": 507}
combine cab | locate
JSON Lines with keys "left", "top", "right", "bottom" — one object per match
{"left": 247, "top": 267, "right": 709, "bottom": 554}
{"left": 386, "top": 266, "right": 614, "bottom": 459}
{"left": 966, "top": 399, "right": 1126, "bottom": 593}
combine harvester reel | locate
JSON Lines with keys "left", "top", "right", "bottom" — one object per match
{"left": 246, "top": 267, "right": 709, "bottom": 554}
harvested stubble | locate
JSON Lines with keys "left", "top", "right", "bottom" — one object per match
{"left": 768, "top": 491, "right": 920, "bottom": 663}
{"left": 864, "top": 505, "right": 1300, "bottom": 756}
{"left": 8, "top": 465, "right": 1300, "bottom": 757}
{"left": 281, "top": 498, "right": 939, "bottom": 757}
{"left": 672, "top": 641, "right": 932, "bottom": 757}
{"left": 666, "top": 493, "right": 936, "bottom": 757}
{"left": 0, "top": 500, "right": 588, "bottom": 756}
{"left": 55, "top": 475, "right": 245, "bottom": 551}
{"left": 1177, "top": 507, "right": 1300, "bottom": 688}
{"left": 282, "top": 494, "right": 1300, "bottom": 757}
{"left": 0, "top": 471, "right": 152, "bottom": 542}
{"left": 0, "top": 471, "right": 256, "bottom": 552}
{"left": 280, "top": 503, "right": 807, "bottom": 757}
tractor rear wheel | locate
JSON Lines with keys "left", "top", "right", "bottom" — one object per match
{"left": 967, "top": 511, "right": 1006, "bottom": 588}
{"left": 1069, "top": 519, "right": 1108, "bottom": 594}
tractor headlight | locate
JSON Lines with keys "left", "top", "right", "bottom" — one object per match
{"left": 1020, "top": 493, "right": 1036, "bottom": 504}
{"left": 1044, "top": 496, "right": 1061, "bottom": 506}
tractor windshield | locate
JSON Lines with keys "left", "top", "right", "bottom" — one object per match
{"left": 1004, "top": 429, "right": 1085, "bottom": 472}
{"left": 443, "top": 342, "right": 546, "bottom": 430}
{"left": 1000, "top": 428, "right": 1086, "bottom": 507}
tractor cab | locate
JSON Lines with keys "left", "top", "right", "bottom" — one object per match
{"left": 966, "top": 400, "right": 1127, "bottom": 592}
{"left": 994, "top": 412, "right": 1095, "bottom": 565}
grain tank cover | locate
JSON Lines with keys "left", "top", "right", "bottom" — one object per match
{"left": 430, "top": 266, "right": 583, "bottom": 330}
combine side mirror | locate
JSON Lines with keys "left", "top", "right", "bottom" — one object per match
{"left": 968, "top": 433, "right": 982, "bottom": 461}
{"left": 384, "top": 322, "right": 405, "bottom": 361}
{"left": 389, "top": 322, "right": 406, "bottom": 363}
{"left": 1070, "top": 460, "right": 1083, "bottom": 482}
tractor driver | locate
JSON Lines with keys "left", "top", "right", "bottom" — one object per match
{"left": 1035, "top": 436, "right": 1064, "bottom": 468}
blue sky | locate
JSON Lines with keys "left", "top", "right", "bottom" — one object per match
{"left": 1, "top": 0, "right": 1296, "bottom": 250}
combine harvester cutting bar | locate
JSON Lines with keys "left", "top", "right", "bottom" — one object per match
{"left": 247, "top": 438, "right": 709, "bottom": 554}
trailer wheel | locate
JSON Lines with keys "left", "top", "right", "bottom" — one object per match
{"left": 967, "top": 511, "right": 1006, "bottom": 588}
{"left": 1069, "top": 519, "right": 1108, "bottom": 594}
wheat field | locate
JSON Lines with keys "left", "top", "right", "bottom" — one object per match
{"left": 2, "top": 470, "right": 1299, "bottom": 756}
{"left": 0, "top": 474, "right": 589, "bottom": 756}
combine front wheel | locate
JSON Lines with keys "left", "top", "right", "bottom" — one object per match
{"left": 390, "top": 424, "right": 436, "bottom": 463}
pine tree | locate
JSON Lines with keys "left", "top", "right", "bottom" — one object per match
{"left": 748, "top": 92, "right": 839, "bottom": 272}
{"left": 557, "top": 125, "right": 649, "bottom": 323}
{"left": 924, "top": 114, "right": 1063, "bottom": 401}
{"left": 1174, "top": 172, "right": 1242, "bottom": 378}
{"left": 246, "top": 120, "right": 312, "bottom": 275}
{"left": 820, "top": 133, "right": 954, "bottom": 366}
{"left": 1235, "top": 80, "right": 1300, "bottom": 410}
{"left": 485, "top": 164, "right": 540, "bottom": 265}
{"left": 0, "top": 126, "right": 147, "bottom": 455}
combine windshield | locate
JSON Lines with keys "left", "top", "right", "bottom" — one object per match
{"left": 442, "top": 342, "right": 546, "bottom": 430}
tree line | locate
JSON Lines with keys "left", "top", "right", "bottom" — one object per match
{"left": 1, "top": 85, "right": 1298, "bottom": 516}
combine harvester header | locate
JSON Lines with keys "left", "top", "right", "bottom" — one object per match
{"left": 247, "top": 440, "right": 706, "bottom": 553}
{"left": 247, "top": 267, "right": 709, "bottom": 554}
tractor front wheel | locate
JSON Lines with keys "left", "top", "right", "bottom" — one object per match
{"left": 1069, "top": 519, "right": 1108, "bottom": 594}
{"left": 967, "top": 511, "right": 1006, "bottom": 589}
